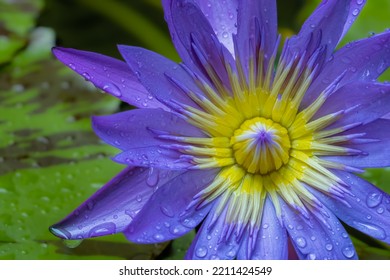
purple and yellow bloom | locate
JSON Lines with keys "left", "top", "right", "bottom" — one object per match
{"left": 50, "top": 0, "right": 390, "bottom": 259}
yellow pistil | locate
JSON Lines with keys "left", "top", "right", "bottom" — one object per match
{"left": 231, "top": 117, "right": 291, "bottom": 174}
{"left": 165, "top": 48, "right": 359, "bottom": 237}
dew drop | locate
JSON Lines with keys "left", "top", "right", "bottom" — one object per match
{"left": 366, "top": 192, "right": 383, "bottom": 208}
{"left": 63, "top": 239, "right": 83, "bottom": 249}
{"left": 103, "top": 83, "right": 122, "bottom": 97}
{"left": 342, "top": 246, "right": 355, "bottom": 259}
{"left": 222, "top": 31, "right": 229, "bottom": 38}
{"left": 352, "top": 8, "right": 359, "bottom": 16}
{"left": 342, "top": 232, "right": 349, "bottom": 239}
{"left": 153, "top": 233, "right": 164, "bottom": 241}
{"left": 146, "top": 168, "right": 159, "bottom": 187}
{"left": 310, "top": 236, "right": 316, "bottom": 241}
{"left": 263, "top": 223, "right": 269, "bottom": 229}
{"left": 307, "top": 253, "right": 316, "bottom": 260}
{"left": 88, "top": 222, "right": 116, "bottom": 237}
{"left": 225, "top": 249, "right": 236, "bottom": 258}
{"left": 356, "top": 0, "right": 364, "bottom": 5}
{"left": 170, "top": 225, "right": 186, "bottom": 235}
{"left": 376, "top": 207, "right": 384, "bottom": 214}
{"left": 136, "top": 195, "right": 142, "bottom": 202}
{"left": 160, "top": 205, "right": 175, "bottom": 218}
{"left": 352, "top": 221, "right": 387, "bottom": 240}
{"left": 210, "top": 254, "right": 220, "bottom": 260}
{"left": 82, "top": 72, "right": 91, "bottom": 81}
{"left": 68, "top": 63, "right": 76, "bottom": 70}
{"left": 195, "top": 246, "right": 208, "bottom": 258}
{"left": 325, "top": 244, "right": 333, "bottom": 251}
{"left": 181, "top": 217, "right": 198, "bottom": 228}
{"left": 296, "top": 236, "right": 307, "bottom": 248}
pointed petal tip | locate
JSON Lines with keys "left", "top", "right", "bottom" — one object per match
{"left": 49, "top": 224, "right": 72, "bottom": 240}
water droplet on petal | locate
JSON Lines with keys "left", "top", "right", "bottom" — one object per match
{"left": 82, "top": 72, "right": 91, "bottom": 81}
{"left": 296, "top": 236, "right": 307, "bottom": 248}
{"left": 376, "top": 207, "right": 384, "bottom": 214}
{"left": 366, "top": 192, "right": 383, "bottom": 208}
{"left": 103, "top": 83, "right": 122, "bottom": 97}
{"left": 352, "top": 8, "right": 359, "bottom": 16}
{"left": 308, "top": 253, "right": 316, "bottom": 260}
{"left": 160, "top": 205, "right": 175, "bottom": 218}
{"left": 136, "top": 195, "right": 142, "bottom": 202}
{"left": 88, "top": 222, "right": 116, "bottom": 237}
{"left": 181, "top": 217, "right": 198, "bottom": 228}
{"left": 68, "top": 63, "right": 76, "bottom": 70}
{"left": 342, "top": 246, "right": 355, "bottom": 259}
{"left": 325, "top": 244, "right": 333, "bottom": 251}
{"left": 146, "top": 168, "right": 159, "bottom": 187}
{"left": 352, "top": 221, "right": 387, "bottom": 240}
{"left": 195, "top": 246, "right": 208, "bottom": 258}
{"left": 225, "top": 249, "right": 236, "bottom": 258}
{"left": 153, "top": 233, "right": 164, "bottom": 241}
{"left": 170, "top": 225, "right": 186, "bottom": 236}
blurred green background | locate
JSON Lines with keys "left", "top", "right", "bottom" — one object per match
{"left": 0, "top": 0, "right": 389, "bottom": 260}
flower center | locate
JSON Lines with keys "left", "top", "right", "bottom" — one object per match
{"left": 231, "top": 117, "right": 291, "bottom": 174}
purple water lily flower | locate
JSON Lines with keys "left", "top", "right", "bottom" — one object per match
{"left": 50, "top": 0, "right": 390, "bottom": 260}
